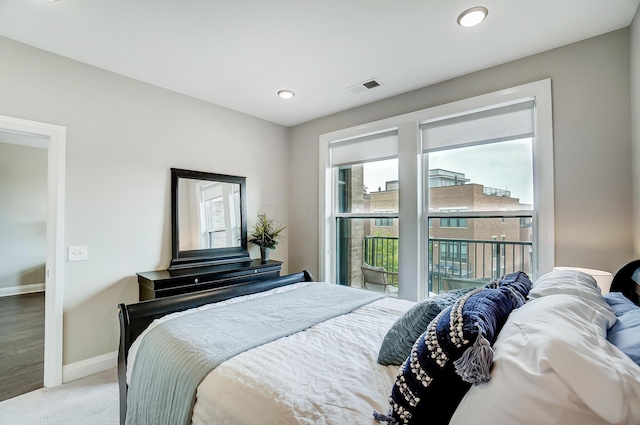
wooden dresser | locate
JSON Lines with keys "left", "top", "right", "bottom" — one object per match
{"left": 137, "top": 259, "right": 283, "bottom": 300}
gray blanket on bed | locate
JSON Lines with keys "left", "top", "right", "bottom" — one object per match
{"left": 125, "top": 282, "right": 385, "bottom": 425}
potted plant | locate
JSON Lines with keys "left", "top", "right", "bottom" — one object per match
{"left": 248, "top": 213, "right": 286, "bottom": 263}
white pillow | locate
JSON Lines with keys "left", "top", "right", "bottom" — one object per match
{"left": 450, "top": 293, "right": 640, "bottom": 425}
{"left": 529, "top": 269, "right": 607, "bottom": 304}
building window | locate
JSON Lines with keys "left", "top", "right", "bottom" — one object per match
{"left": 375, "top": 217, "right": 394, "bottom": 226}
{"left": 439, "top": 241, "right": 468, "bottom": 262}
{"left": 438, "top": 208, "right": 468, "bottom": 228}
{"left": 439, "top": 218, "right": 468, "bottom": 227}
{"left": 520, "top": 217, "right": 533, "bottom": 228}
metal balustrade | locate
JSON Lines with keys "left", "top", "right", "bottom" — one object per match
{"left": 363, "top": 236, "right": 399, "bottom": 284}
{"left": 363, "top": 236, "right": 533, "bottom": 293}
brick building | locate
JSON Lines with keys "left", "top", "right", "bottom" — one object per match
{"left": 427, "top": 170, "right": 532, "bottom": 283}
{"left": 362, "top": 169, "right": 531, "bottom": 287}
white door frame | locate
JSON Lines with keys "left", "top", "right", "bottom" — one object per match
{"left": 0, "top": 114, "right": 66, "bottom": 387}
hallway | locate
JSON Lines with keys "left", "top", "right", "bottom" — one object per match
{"left": 0, "top": 292, "right": 44, "bottom": 401}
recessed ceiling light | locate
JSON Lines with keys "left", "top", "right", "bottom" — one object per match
{"left": 277, "top": 90, "right": 295, "bottom": 99}
{"left": 457, "top": 6, "right": 488, "bottom": 27}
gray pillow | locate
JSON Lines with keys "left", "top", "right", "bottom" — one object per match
{"left": 377, "top": 288, "right": 474, "bottom": 365}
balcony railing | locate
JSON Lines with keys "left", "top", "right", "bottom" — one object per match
{"left": 429, "top": 237, "right": 532, "bottom": 293}
{"left": 363, "top": 236, "right": 399, "bottom": 284}
{"left": 483, "top": 187, "right": 512, "bottom": 197}
{"left": 363, "top": 235, "right": 532, "bottom": 293}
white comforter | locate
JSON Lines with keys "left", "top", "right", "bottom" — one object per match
{"left": 190, "top": 295, "right": 413, "bottom": 425}
{"left": 450, "top": 271, "right": 640, "bottom": 425}
{"left": 128, "top": 274, "right": 640, "bottom": 425}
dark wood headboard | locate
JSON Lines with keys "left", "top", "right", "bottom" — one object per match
{"left": 610, "top": 259, "right": 640, "bottom": 306}
{"left": 117, "top": 270, "right": 313, "bottom": 425}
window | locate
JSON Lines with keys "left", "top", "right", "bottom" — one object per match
{"left": 439, "top": 210, "right": 468, "bottom": 228}
{"left": 199, "top": 182, "right": 241, "bottom": 249}
{"left": 321, "top": 79, "right": 553, "bottom": 301}
{"left": 440, "top": 241, "right": 468, "bottom": 262}
{"left": 423, "top": 101, "right": 536, "bottom": 293}
{"left": 328, "top": 130, "right": 399, "bottom": 290}
{"left": 440, "top": 218, "right": 467, "bottom": 227}
{"left": 204, "top": 196, "right": 225, "bottom": 246}
{"left": 520, "top": 217, "right": 533, "bottom": 228}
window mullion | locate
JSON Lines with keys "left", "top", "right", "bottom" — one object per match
{"left": 335, "top": 213, "right": 399, "bottom": 219}
{"left": 426, "top": 210, "right": 533, "bottom": 219}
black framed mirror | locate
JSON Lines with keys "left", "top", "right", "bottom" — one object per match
{"left": 169, "top": 168, "right": 251, "bottom": 270}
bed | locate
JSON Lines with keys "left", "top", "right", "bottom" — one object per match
{"left": 118, "top": 261, "right": 640, "bottom": 425}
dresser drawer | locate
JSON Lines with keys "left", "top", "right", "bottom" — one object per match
{"left": 137, "top": 260, "right": 283, "bottom": 301}
{"left": 152, "top": 269, "right": 281, "bottom": 298}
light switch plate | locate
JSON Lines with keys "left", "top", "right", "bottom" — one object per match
{"left": 68, "top": 245, "right": 88, "bottom": 262}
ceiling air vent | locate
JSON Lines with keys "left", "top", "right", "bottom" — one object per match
{"left": 362, "top": 80, "right": 380, "bottom": 89}
{"left": 347, "top": 78, "right": 383, "bottom": 94}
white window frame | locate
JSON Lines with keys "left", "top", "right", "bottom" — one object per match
{"left": 323, "top": 132, "right": 400, "bottom": 286}
{"left": 319, "top": 79, "right": 553, "bottom": 301}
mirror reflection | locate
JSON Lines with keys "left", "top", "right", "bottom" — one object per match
{"left": 178, "top": 178, "right": 242, "bottom": 251}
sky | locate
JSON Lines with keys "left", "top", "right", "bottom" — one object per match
{"left": 363, "top": 138, "right": 533, "bottom": 205}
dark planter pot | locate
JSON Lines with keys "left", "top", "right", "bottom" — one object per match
{"left": 260, "top": 247, "right": 270, "bottom": 263}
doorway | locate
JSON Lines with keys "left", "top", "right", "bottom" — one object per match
{"left": 0, "top": 138, "right": 47, "bottom": 400}
{"left": 0, "top": 115, "right": 66, "bottom": 391}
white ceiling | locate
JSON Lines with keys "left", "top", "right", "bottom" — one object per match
{"left": 0, "top": 0, "right": 638, "bottom": 127}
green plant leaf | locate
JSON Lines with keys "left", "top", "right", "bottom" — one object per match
{"left": 248, "top": 213, "right": 286, "bottom": 249}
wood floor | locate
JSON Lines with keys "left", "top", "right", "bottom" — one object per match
{"left": 0, "top": 292, "right": 44, "bottom": 402}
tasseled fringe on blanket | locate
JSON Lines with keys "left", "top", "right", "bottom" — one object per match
{"left": 453, "top": 327, "right": 494, "bottom": 385}
{"left": 373, "top": 410, "right": 399, "bottom": 425}
{"left": 503, "top": 285, "right": 527, "bottom": 308}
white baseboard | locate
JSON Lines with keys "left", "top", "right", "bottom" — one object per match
{"left": 62, "top": 351, "right": 118, "bottom": 383}
{"left": 0, "top": 283, "right": 45, "bottom": 297}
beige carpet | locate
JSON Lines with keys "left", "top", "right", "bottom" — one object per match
{"left": 0, "top": 368, "right": 118, "bottom": 425}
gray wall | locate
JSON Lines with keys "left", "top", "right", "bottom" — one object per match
{"left": 0, "top": 36, "right": 290, "bottom": 365}
{"left": 632, "top": 7, "right": 640, "bottom": 259}
{"left": 0, "top": 142, "right": 47, "bottom": 290}
{"left": 289, "top": 28, "right": 633, "bottom": 279}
